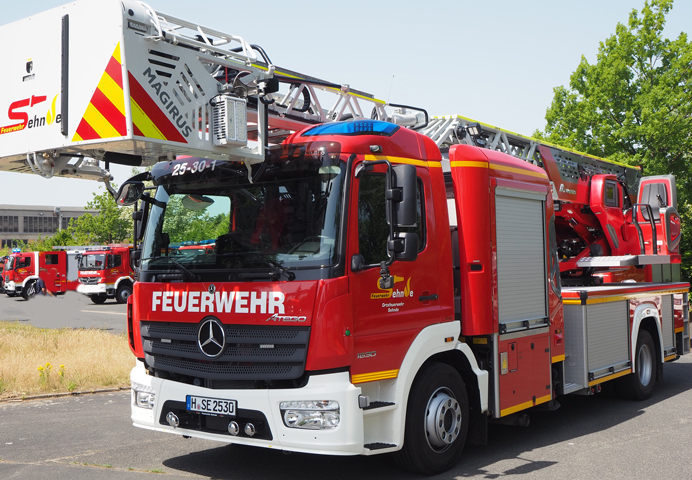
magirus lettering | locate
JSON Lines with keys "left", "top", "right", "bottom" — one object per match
{"left": 142, "top": 67, "right": 193, "bottom": 137}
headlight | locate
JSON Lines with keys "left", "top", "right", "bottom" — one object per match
{"left": 132, "top": 384, "right": 156, "bottom": 409}
{"left": 279, "top": 400, "right": 340, "bottom": 430}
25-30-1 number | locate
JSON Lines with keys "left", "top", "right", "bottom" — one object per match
{"left": 172, "top": 159, "right": 217, "bottom": 176}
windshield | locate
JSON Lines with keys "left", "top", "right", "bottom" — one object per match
{"left": 79, "top": 254, "right": 106, "bottom": 270}
{"left": 6, "top": 256, "right": 15, "bottom": 271}
{"left": 140, "top": 141, "right": 345, "bottom": 282}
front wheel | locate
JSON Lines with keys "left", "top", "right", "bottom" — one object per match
{"left": 616, "top": 329, "right": 656, "bottom": 400}
{"left": 90, "top": 294, "right": 107, "bottom": 304}
{"left": 394, "top": 363, "right": 469, "bottom": 475}
{"left": 21, "top": 281, "right": 36, "bottom": 300}
{"left": 115, "top": 283, "right": 132, "bottom": 304}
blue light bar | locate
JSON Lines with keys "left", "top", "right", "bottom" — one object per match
{"left": 301, "top": 120, "right": 399, "bottom": 137}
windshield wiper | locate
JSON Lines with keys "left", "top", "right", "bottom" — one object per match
{"left": 141, "top": 256, "right": 200, "bottom": 281}
{"left": 246, "top": 253, "right": 296, "bottom": 281}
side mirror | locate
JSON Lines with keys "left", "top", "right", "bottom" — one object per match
{"left": 390, "top": 164, "right": 417, "bottom": 228}
{"left": 116, "top": 181, "right": 145, "bottom": 206}
{"left": 389, "top": 232, "right": 418, "bottom": 261}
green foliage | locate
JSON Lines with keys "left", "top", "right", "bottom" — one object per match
{"left": 70, "top": 186, "right": 133, "bottom": 245}
{"left": 537, "top": 0, "right": 692, "bottom": 278}
{"left": 163, "top": 196, "right": 229, "bottom": 243}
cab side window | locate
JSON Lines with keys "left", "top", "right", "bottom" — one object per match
{"left": 357, "top": 173, "right": 425, "bottom": 266}
{"left": 18, "top": 256, "right": 31, "bottom": 268}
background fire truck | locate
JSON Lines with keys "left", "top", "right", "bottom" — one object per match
{"left": 0, "top": 0, "right": 689, "bottom": 475}
{"left": 76, "top": 244, "right": 134, "bottom": 304}
{"left": 3, "top": 249, "right": 71, "bottom": 299}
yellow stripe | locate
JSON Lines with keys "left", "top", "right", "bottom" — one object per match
{"left": 112, "top": 42, "right": 121, "bottom": 64}
{"left": 130, "top": 98, "right": 165, "bottom": 139}
{"left": 98, "top": 73, "right": 126, "bottom": 117}
{"left": 500, "top": 394, "right": 552, "bottom": 417}
{"left": 352, "top": 369, "right": 399, "bottom": 384}
{"left": 450, "top": 160, "right": 489, "bottom": 168}
{"left": 83, "top": 103, "right": 121, "bottom": 139}
{"left": 664, "top": 354, "right": 677, "bottom": 362}
{"left": 363, "top": 154, "right": 437, "bottom": 167}
{"left": 675, "top": 327, "right": 684, "bottom": 333}
{"left": 588, "top": 369, "right": 631, "bottom": 386}
{"left": 564, "top": 288, "right": 689, "bottom": 305}
{"left": 491, "top": 163, "right": 548, "bottom": 179}
{"left": 552, "top": 354, "right": 565, "bottom": 363}
{"left": 73, "top": 132, "right": 83, "bottom": 142}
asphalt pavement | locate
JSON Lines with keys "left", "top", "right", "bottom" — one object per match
{"left": 0, "top": 290, "right": 127, "bottom": 333}
{"left": 1, "top": 355, "right": 692, "bottom": 479}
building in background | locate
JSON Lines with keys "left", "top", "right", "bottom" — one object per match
{"left": 0, "top": 205, "right": 97, "bottom": 247}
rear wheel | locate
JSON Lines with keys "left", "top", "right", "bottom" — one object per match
{"left": 116, "top": 283, "right": 132, "bottom": 304}
{"left": 90, "top": 294, "right": 107, "bottom": 304}
{"left": 395, "top": 363, "right": 469, "bottom": 475}
{"left": 616, "top": 329, "right": 656, "bottom": 400}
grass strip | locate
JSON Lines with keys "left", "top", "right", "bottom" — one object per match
{"left": 0, "top": 321, "right": 133, "bottom": 399}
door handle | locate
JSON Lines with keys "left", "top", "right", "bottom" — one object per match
{"left": 419, "top": 294, "right": 438, "bottom": 302}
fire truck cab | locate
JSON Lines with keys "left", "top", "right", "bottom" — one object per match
{"left": 76, "top": 245, "right": 134, "bottom": 304}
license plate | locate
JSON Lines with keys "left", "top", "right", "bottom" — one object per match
{"left": 186, "top": 395, "right": 236, "bottom": 416}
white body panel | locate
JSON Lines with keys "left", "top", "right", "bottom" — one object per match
{"left": 131, "top": 321, "right": 488, "bottom": 455}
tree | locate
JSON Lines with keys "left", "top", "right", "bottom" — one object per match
{"left": 536, "top": 0, "right": 692, "bottom": 278}
{"left": 71, "top": 186, "right": 133, "bottom": 245}
{"left": 163, "top": 195, "right": 229, "bottom": 244}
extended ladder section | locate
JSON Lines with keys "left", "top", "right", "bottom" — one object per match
{"left": 424, "top": 115, "right": 682, "bottom": 280}
{"left": 421, "top": 115, "right": 642, "bottom": 201}
{"left": 0, "top": 0, "right": 425, "bottom": 183}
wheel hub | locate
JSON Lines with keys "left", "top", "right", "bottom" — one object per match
{"left": 637, "top": 342, "right": 653, "bottom": 387}
{"left": 425, "top": 387, "right": 461, "bottom": 450}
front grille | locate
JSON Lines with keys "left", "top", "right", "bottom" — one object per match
{"left": 141, "top": 322, "right": 310, "bottom": 384}
{"left": 79, "top": 277, "right": 100, "bottom": 285}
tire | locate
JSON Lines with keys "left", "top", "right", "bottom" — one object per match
{"left": 21, "top": 281, "right": 35, "bottom": 301}
{"left": 90, "top": 294, "right": 107, "bottom": 304}
{"left": 394, "top": 363, "right": 469, "bottom": 475}
{"left": 616, "top": 329, "right": 656, "bottom": 400}
{"left": 115, "top": 283, "right": 132, "bottom": 304}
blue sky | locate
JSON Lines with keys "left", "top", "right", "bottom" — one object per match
{"left": 1, "top": 0, "right": 690, "bottom": 207}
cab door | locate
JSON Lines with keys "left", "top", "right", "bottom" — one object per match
{"left": 348, "top": 162, "right": 442, "bottom": 383}
{"left": 39, "top": 252, "right": 64, "bottom": 293}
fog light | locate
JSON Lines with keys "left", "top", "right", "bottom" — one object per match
{"left": 244, "top": 423, "right": 256, "bottom": 437}
{"left": 166, "top": 412, "right": 179, "bottom": 428}
{"left": 228, "top": 421, "right": 239, "bottom": 436}
{"left": 134, "top": 391, "right": 155, "bottom": 409}
{"left": 279, "top": 400, "right": 340, "bottom": 430}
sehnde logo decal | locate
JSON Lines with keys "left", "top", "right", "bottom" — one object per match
{"left": 152, "top": 290, "right": 285, "bottom": 314}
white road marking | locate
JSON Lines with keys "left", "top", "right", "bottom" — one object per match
{"left": 80, "top": 310, "right": 126, "bottom": 316}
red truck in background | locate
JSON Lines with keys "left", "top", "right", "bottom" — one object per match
{"left": 76, "top": 244, "right": 134, "bottom": 304}
{"left": 3, "top": 249, "right": 70, "bottom": 299}
{"left": 176, "top": 240, "right": 216, "bottom": 257}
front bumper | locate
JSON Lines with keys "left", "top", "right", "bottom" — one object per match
{"left": 130, "top": 362, "right": 365, "bottom": 455}
{"left": 4, "top": 281, "right": 17, "bottom": 294}
{"left": 77, "top": 283, "right": 108, "bottom": 295}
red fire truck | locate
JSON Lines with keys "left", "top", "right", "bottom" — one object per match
{"left": 76, "top": 245, "right": 134, "bottom": 304}
{"left": 0, "top": 1, "right": 688, "bottom": 474}
{"left": 176, "top": 240, "right": 216, "bottom": 257}
{"left": 3, "top": 249, "right": 70, "bottom": 299}
{"left": 118, "top": 120, "right": 688, "bottom": 474}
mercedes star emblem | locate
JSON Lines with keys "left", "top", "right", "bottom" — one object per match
{"left": 208, "top": 284, "right": 216, "bottom": 294}
{"left": 197, "top": 317, "right": 225, "bottom": 358}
